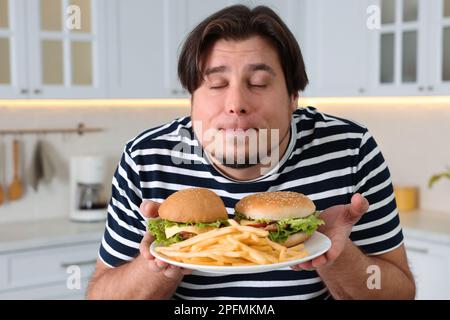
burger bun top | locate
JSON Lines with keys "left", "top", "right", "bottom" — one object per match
{"left": 158, "top": 188, "right": 228, "bottom": 223}
{"left": 235, "top": 191, "right": 316, "bottom": 220}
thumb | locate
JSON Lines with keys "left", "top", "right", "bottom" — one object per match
{"left": 140, "top": 200, "right": 161, "bottom": 218}
{"left": 345, "top": 193, "right": 369, "bottom": 224}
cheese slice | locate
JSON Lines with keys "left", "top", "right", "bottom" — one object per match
{"left": 239, "top": 219, "right": 255, "bottom": 226}
{"left": 165, "top": 225, "right": 216, "bottom": 239}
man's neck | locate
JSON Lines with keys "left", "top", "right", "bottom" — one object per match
{"left": 208, "top": 126, "right": 292, "bottom": 181}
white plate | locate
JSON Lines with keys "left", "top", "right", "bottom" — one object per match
{"left": 150, "top": 231, "right": 331, "bottom": 274}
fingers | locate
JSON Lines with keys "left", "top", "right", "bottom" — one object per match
{"left": 147, "top": 258, "right": 192, "bottom": 279}
{"left": 139, "top": 232, "right": 155, "bottom": 260}
{"left": 312, "top": 255, "right": 328, "bottom": 268}
{"left": 139, "top": 200, "right": 161, "bottom": 219}
{"left": 291, "top": 261, "right": 314, "bottom": 271}
{"left": 345, "top": 193, "right": 369, "bottom": 224}
{"left": 163, "top": 265, "right": 193, "bottom": 279}
{"left": 291, "top": 255, "right": 328, "bottom": 271}
{"left": 352, "top": 193, "right": 369, "bottom": 212}
{"left": 148, "top": 258, "right": 167, "bottom": 272}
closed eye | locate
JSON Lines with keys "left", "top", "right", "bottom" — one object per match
{"left": 210, "top": 85, "right": 227, "bottom": 90}
{"left": 249, "top": 84, "right": 267, "bottom": 88}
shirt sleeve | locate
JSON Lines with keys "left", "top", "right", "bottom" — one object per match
{"left": 98, "top": 145, "right": 146, "bottom": 268}
{"left": 350, "top": 129, "right": 404, "bottom": 255}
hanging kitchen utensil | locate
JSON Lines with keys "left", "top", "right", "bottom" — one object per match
{"left": 8, "top": 139, "right": 23, "bottom": 201}
{"left": 28, "top": 138, "right": 56, "bottom": 191}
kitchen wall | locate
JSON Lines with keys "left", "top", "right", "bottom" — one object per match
{"left": 0, "top": 105, "right": 189, "bottom": 223}
{"left": 0, "top": 102, "right": 449, "bottom": 223}
{"left": 317, "top": 102, "right": 450, "bottom": 215}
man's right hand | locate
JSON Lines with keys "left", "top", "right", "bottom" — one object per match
{"left": 139, "top": 200, "right": 192, "bottom": 279}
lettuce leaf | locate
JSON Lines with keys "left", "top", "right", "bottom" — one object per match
{"left": 268, "top": 212, "right": 325, "bottom": 243}
{"left": 234, "top": 211, "right": 272, "bottom": 223}
{"left": 147, "top": 218, "right": 229, "bottom": 246}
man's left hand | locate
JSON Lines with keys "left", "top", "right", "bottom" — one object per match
{"left": 291, "top": 193, "right": 369, "bottom": 271}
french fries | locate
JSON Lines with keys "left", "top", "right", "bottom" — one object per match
{"left": 155, "top": 219, "right": 309, "bottom": 266}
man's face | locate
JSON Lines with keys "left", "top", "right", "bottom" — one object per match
{"left": 191, "top": 36, "right": 298, "bottom": 169}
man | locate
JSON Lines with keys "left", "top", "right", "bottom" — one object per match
{"left": 87, "top": 5, "right": 415, "bottom": 300}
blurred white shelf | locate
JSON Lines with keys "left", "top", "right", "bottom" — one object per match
{"left": 0, "top": 217, "right": 105, "bottom": 253}
{"left": 0, "top": 217, "right": 105, "bottom": 299}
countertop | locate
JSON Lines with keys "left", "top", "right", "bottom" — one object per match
{"left": 0, "top": 209, "right": 449, "bottom": 254}
{"left": 399, "top": 210, "right": 450, "bottom": 244}
{"left": 0, "top": 217, "right": 106, "bottom": 254}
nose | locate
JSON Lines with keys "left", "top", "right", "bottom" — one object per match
{"left": 225, "top": 85, "right": 249, "bottom": 116}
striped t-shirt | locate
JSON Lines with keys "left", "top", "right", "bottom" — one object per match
{"left": 99, "top": 107, "right": 403, "bottom": 300}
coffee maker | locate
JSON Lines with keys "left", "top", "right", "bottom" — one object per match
{"left": 69, "top": 156, "right": 108, "bottom": 222}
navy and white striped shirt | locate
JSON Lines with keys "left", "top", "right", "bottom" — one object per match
{"left": 99, "top": 107, "right": 403, "bottom": 300}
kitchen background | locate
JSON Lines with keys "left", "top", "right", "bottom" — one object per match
{"left": 0, "top": 0, "right": 449, "bottom": 299}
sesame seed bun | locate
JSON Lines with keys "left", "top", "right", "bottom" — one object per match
{"left": 158, "top": 188, "right": 228, "bottom": 223}
{"left": 235, "top": 191, "right": 316, "bottom": 220}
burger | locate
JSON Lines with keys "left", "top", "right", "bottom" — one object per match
{"left": 234, "top": 191, "right": 324, "bottom": 247}
{"left": 147, "top": 188, "right": 229, "bottom": 245}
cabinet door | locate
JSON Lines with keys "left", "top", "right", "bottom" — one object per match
{"left": 108, "top": 0, "right": 166, "bottom": 98}
{"left": 0, "top": 0, "right": 28, "bottom": 98}
{"left": 301, "top": 0, "right": 371, "bottom": 97}
{"left": 112, "top": 0, "right": 304, "bottom": 98}
{"left": 405, "top": 236, "right": 450, "bottom": 300}
{"left": 370, "top": 0, "right": 429, "bottom": 96}
{"left": 0, "top": 241, "right": 98, "bottom": 299}
{"left": 26, "top": 0, "right": 107, "bottom": 98}
{"left": 0, "top": 277, "right": 92, "bottom": 299}
{"left": 164, "top": 0, "right": 233, "bottom": 98}
{"left": 428, "top": 0, "right": 450, "bottom": 94}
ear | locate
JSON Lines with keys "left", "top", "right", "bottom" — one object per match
{"left": 289, "top": 92, "right": 299, "bottom": 112}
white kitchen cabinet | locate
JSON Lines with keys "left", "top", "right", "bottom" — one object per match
{"left": 110, "top": 0, "right": 304, "bottom": 98}
{"left": 0, "top": 0, "right": 108, "bottom": 99}
{"left": 0, "top": 241, "right": 99, "bottom": 300}
{"left": 404, "top": 233, "right": 450, "bottom": 300}
{"left": 108, "top": 0, "right": 231, "bottom": 98}
{"left": 369, "top": 0, "right": 450, "bottom": 96}
{"left": 0, "top": 0, "right": 28, "bottom": 98}
{"left": 369, "top": 0, "right": 429, "bottom": 96}
{"left": 300, "top": 0, "right": 371, "bottom": 97}
{"left": 428, "top": 0, "right": 450, "bottom": 94}
{"left": 107, "top": 0, "right": 166, "bottom": 98}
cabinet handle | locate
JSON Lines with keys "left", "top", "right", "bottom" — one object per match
{"left": 60, "top": 259, "right": 97, "bottom": 268}
{"left": 358, "top": 88, "right": 365, "bottom": 94}
{"left": 427, "top": 86, "right": 434, "bottom": 91}
{"left": 418, "top": 86, "right": 424, "bottom": 92}
{"left": 171, "top": 89, "right": 179, "bottom": 95}
{"left": 33, "top": 89, "right": 42, "bottom": 94}
{"left": 20, "top": 88, "right": 29, "bottom": 94}
{"left": 406, "top": 246, "right": 429, "bottom": 254}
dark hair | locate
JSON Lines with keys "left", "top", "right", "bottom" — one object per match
{"left": 178, "top": 5, "right": 308, "bottom": 96}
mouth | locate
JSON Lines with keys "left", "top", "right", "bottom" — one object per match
{"left": 218, "top": 128, "right": 258, "bottom": 133}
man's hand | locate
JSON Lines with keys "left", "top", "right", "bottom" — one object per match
{"left": 139, "top": 200, "right": 192, "bottom": 279}
{"left": 291, "top": 193, "right": 369, "bottom": 271}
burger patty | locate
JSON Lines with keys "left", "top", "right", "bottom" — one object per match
{"left": 178, "top": 231, "right": 197, "bottom": 240}
{"left": 242, "top": 220, "right": 279, "bottom": 231}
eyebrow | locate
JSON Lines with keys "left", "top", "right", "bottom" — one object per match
{"left": 246, "top": 63, "right": 276, "bottom": 76}
{"left": 203, "top": 63, "right": 276, "bottom": 77}
{"left": 204, "top": 66, "right": 229, "bottom": 76}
